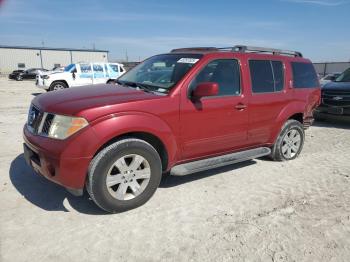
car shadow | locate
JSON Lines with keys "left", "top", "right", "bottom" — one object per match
{"left": 313, "top": 119, "right": 350, "bottom": 130}
{"left": 159, "top": 160, "right": 256, "bottom": 188}
{"left": 9, "top": 154, "right": 107, "bottom": 215}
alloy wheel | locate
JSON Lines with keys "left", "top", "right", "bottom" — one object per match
{"left": 106, "top": 154, "right": 151, "bottom": 200}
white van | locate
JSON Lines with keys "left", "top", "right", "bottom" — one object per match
{"left": 36, "top": 62, "right": 125, "bottom": 91}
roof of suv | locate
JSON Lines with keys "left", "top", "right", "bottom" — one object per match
{"left": 170, "top": 45, "right": 303, "bottom": 58}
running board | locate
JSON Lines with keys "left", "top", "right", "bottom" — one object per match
{"left": 170, "top": 147, "right": 271, "bottom": 176}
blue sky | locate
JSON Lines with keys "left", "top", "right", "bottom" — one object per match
{"left": 0, "top": 0, "right": 349, "bottom": 62}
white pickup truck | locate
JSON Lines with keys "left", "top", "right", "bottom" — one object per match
{"left": 36, "top": 62, "right": 125, "bottom": 91}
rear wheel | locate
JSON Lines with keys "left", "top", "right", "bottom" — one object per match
{"left": 49, "top": 81, "right": 67, "bottom": 91}
{"left": 270, "top": 119, "right": 305, "bottom": 161}
{"left": 87, "top": 138, "right": 162, "bottom": 213}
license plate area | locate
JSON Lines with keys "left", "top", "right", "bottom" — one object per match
{"left": 327, "top": 107, "right": 343, "bottom": 115}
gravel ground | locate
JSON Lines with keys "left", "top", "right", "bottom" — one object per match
{"left": 0, "top": 78, "right": 350, "bottom": 262}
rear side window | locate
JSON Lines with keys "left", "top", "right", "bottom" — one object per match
{"left": 249, "top": 60, "right": 284, "bottom": 93}
{"left": 291, "top": 62, "right": 318, "bottom": 88}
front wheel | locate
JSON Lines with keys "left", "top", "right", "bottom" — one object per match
{"left": 49, "top": 81, "right": 67, "bottom": 91}
{"left": 270, "top": 119, "right": 305, "bottom": 161}
{"left": 87, "top": 138, "right": 162, "bottom": 213}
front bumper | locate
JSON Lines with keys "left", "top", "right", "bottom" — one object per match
{"left": 23, "top": 125, "right": 98, "bottom": 195}
{"left": 314, "top": 105, "right": 350, "bottom": 120}
{"left": 35, "top": 76, "right": 50, "bottom": 90}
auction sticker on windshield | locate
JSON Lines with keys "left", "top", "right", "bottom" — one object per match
{"left": 177, "top": 58, "right": 199, "bottom": 64}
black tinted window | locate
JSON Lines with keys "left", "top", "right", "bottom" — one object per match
{"left": 291, "top": 62, "right": 318, "bottom": 88}
{"left": 250, "top": 60, "right": 285, "bottom": 93}
{"left": 250, "top": 60, "right": 274, "bottom": 93}
{"left": 272, "top": 61, "right": 284, "bottom": 91}
{"left": 190, "top": 59, "right": 241, "bottom": 96}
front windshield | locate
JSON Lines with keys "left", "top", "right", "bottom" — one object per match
{"left": 335, "top": 68, "right": 350, "bottom": 82}
{"left": 118, "top": 54, "right": 202, "bottom": 93}
{"left": 64, "top": 64, "right": 75, "bottom": 72}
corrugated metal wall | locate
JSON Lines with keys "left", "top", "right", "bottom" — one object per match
{"left": 314, "top": 62, "right": 350, "bottom": 77}
{"left": 71, "top": 51, "right": 108, "bottom": 64}
{"left": 0, "top": 48, "right": 108, "bottom": 74}
{"left": 0, "top": 48, "right": 42, "bottom": 73}
{"left": 41, "top": 50, "right": 71, "bottom": 69}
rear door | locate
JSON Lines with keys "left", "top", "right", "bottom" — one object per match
{"left": 247, "top": 58, "right": 290, "bottom": 144}
{"left": 92, "top": 63, "right": 107, "bottom": 84}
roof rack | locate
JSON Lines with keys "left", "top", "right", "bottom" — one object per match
{"left": 232, "top": 45, "right": 303, "bottom": 57}
{"left": 171, "top": 47, "right": 219, "bottom": 53}
{"left": 170, "top": 45, "right": 303, "bottom": 57}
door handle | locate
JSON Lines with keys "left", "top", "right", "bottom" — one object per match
{"left": 235, "top": 103, "right": 247, "bottom": 110}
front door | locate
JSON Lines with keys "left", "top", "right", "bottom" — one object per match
{"left": 73, "top": 63, "right": 93, "bottom": 86}
{"left": 180, "top": 58, "right": 249, "bottom": 159}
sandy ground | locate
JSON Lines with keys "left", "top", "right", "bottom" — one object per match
{"left": 0, "top": 78, "right": 350, "bottom": 262}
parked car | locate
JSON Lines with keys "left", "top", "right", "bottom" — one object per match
{"left": 9, "top": 68, "right": 48, "bottom": 81}
{"left": 8, "top": 70, "right": 24, "bottom": 80}
{"left": 319, "top": 72, "right": 341, "bottom": 87}
{"left": 314, "top": 68, "right": 350, "bottom": 120}
{"left": 23, "top": 45, "right": 320, "bottom": 213}
{"left": 36, "top": 62, "right": 125, "bottom": 91}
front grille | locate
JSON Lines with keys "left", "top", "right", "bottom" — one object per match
{"left": 41, "top": 114, "right": 54, "bottom": 135}
{"left": 27, "top": 105, "right": 43, "bottom": 133}
{"left": 322, "top": 90, "right": 350, "bottom": 107}
{"left": 27, "top": 105, "right": 54, "bottom": 135}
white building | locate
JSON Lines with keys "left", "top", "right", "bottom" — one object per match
{"left": 0, "top": 45, "right": 109, "bottom": 74}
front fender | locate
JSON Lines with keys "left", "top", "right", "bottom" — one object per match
{"left": 90, "top": 112, "right": 179, "bottom": 169}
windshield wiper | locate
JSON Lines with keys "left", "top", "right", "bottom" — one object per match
{"left": 116, "top": 80, "right": 159, "bottom": 93}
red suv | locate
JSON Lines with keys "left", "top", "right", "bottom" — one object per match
{"left": 23, "top": 45, "right": 321, "bottom": 213}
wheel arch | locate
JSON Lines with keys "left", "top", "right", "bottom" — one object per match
{"left": 270, "top": 102, "right": 306, "bottom": 143}
{"left": 94, "top": 131, "right": 169, "bottom": 172}
{"left": 89, "top": 113, "right": 179, "bottom": 172}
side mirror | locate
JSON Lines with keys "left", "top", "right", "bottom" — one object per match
{"left": 192, "top": 82, "right": 219, "bottom": 99}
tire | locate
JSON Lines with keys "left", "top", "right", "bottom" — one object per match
{"left": 106, "top": 79, "right": 115, "bottom": 84}
{"left": 16, "top": 75, "right": 23, "bottom": 81}
{"left": 270, "top": 119, "right": 305, "bottom": 161}
{"left": 87, "top": 138, "right": 162, "bottom": 213}
{"left": 49, "top": 81, "right": 67, "bottom": 91}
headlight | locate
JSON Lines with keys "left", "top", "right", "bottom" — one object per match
{"left": 48, "top": 115, "right": 88, "bottom": 140}
{"left": 43, "top": 75, "right": 50, "bottom": 79}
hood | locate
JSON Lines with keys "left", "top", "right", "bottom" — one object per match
{"left": 33, "top": 84, "right": 159, "bottom": 117}
{"left": 322, "top": 81, "right": 350, "bottom": 91}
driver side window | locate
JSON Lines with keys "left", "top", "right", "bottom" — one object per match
{"left": 189, "top": 59, "right": 241, "bottom": 96}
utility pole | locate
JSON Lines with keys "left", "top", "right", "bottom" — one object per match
{"left": 125, "top": 49, "right": 129, "bottom": 62}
